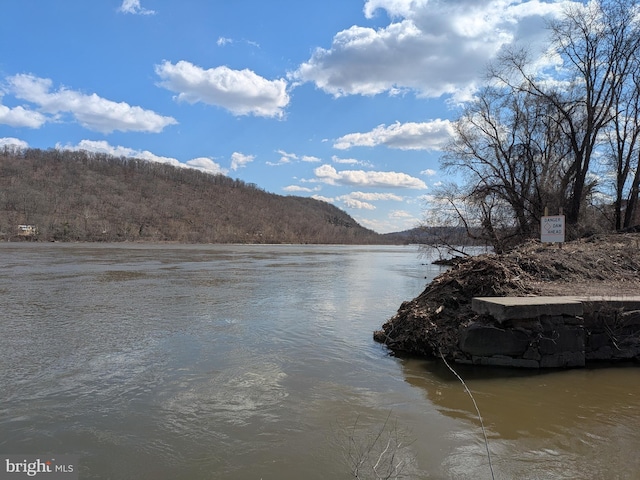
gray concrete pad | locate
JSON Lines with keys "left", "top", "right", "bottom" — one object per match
{"left": 472, "top": 296, "right": 584, "bottom": 322}
{"left": 569, "top": 296, "right": 640, "bottom": 312}
{"left": 472, "top": 295, "right": 640, "bottom": 322}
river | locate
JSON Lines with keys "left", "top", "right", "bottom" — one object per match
{"left": 1, "top": 243, "right": 639, "bottom": 479}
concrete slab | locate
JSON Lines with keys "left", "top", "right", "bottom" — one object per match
{"left": 569, "top": 296, "right": 640, "bottom": 312}
{"left": 472, "top": 296, "right": 584, "bottom": 322}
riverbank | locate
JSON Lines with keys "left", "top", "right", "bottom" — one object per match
{"left": 374, "top": 233, "right": 640, "bottom": 365}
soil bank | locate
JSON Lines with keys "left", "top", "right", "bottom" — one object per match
{"left": 374, "top": 233, "right": 640, "bottom": 365}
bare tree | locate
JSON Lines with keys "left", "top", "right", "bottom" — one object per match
{"left": 607, "top": 40, "right": 640, "bottom": 229}
{"left": 438, "top": 83, "right": 571, "bottom": 251}
{"left": 428, "top": 0, "right": 640, "bottom": 249}
{"left": 497, "top": 0, "right": 640, "bottom": 226}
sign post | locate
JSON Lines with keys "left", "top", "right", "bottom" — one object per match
{"left": 541, "top": 215, "right": 565, "bottom": 243}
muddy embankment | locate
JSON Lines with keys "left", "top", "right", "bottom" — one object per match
{"left": 374, "top": 233, "right": 640, "bottom": 367}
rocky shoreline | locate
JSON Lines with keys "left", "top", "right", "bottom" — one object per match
{"left": 374, "top": 233, "right": 640, "bottom": 367}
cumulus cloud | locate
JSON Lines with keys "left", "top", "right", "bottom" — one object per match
{"left": 292, "top": 0, "right": 574, "bottom": 100}
{"left": 268, "top": 150, "right": 321, "bottom": 166}
{"left": 156, "top": 60, "right": 290, "bottom": 118}
{"left": 185, "top": 157, "right": 228, "bottom": 175}
{"left": 314, "top": 164, "right": 426, "bottom": 189}
{"left": 359, "top": 212, "right": 419, "bottom": 233}
{"left": 56, "top": 140, "right": 227, "bottom": 174}
{"left": 7, "top": 74, "right": 176, "bottom": 133}
{"left": 0, "top": 102, "right": 47, "bottom": 128}
{"left": 341, "top": 198, "right": 377, "bottom": 210}
{"left": 275, "top": 150, "right": 297, "bottom": 165}
{"left": 337, "top": 191, "right": 404, "bottom": 209}
{"left": 332, "top": 155, "right": 359, "bottom": 165}
{"left": 283, "top": 185, "right": 320, "bottom": 193}
{"left": 345, "top": 191, "right": 404, "bottom": 202}
{"left": 230, "top": 152, "right": 255, "bottom": 171}
{"left": 0, "top": 137, "right": 29, "bottom": 150}
{"left": 389, "top": 209, "right": 413, "bottom": 218}
{"left": 311, "top": 194, "right": 335, "bottom": 203}
{"left": 334, "top": 120, "right": 454, "bottom": 151}
{"left": 58, "top": 140, "right": 183, "bottom": 167}
{"left": 118, "top": 0, "right": 155, "bottom": 15}
{"left": 421, "top": 168, "right": 437, "bottom": 176}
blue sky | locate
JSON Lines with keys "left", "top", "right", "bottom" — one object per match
{"left": 0, "top": 0, "right": 575, "bottom": 233}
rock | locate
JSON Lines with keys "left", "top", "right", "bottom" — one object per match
{"left": 538, "top": 324, "right": 584, "bottom": 355}
{"left": 459, "top": 324, "right": 530, "bottom": 357}
{"left": 472, "top": 355, "right": 539, "bottom": 368}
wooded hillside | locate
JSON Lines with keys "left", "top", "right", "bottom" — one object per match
{"left": 0, "top": 148, "right": 388, "bottom": 244}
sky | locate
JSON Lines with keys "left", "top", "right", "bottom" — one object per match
{"left": 0, "top": 0, "right": 578, "bottom": 233}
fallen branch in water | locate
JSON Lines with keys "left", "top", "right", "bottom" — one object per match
{"left": 439, "top": 352, "right": 495, "bottom": 480}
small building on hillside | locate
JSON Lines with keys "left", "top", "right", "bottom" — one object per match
{"left": 18, "top": 224, "right": 38, "bottom": 238}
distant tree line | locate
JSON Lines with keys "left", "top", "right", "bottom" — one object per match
{"left": 426, "top": 0, "right": 640, "bottom": 252}
{"left": 0, "top": 147, "right": 388, "bottom": 244}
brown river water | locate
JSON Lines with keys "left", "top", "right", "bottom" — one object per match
{"left": 1, "top": 243, "right": 639, "bottom": 479}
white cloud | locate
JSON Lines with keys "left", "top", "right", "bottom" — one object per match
{"left": 389, "top": 209, "right": 412, "bottom": 218}
{"left": 155, "top": 60, "right": 290, "bottom": 118}
{"left": 311, "top": 195, "right": 335, "bottom": 203}
{"left": 268, "top": 150, "right": 321, "bottom": 166}
{"left": 357, "top": 217, "right": 388, "bottom": 232}
{"left": 230, "top": 152, "right": 255, "bottom": 171}
{"left": 185, "top": 157, "right": 228, "bottom": 175}
{"left": 57, "top": 140, "right": 182, "bottom": 167}
{"left": 277, "top": 150, "right": 297, "bottom": 164}
{"left": 332, "top": 155, "right": 359, "bottom": 165}
{"left": 342, "top": 198, "right": 376, "bottom": 210}
{"left": 7, "top": 74, "right": 176, "bottom": 134}
{"left": 283, "top": 185, "right": 319, "bottom": 193}
{"left": 421, "top": 168, "right": 437, "bottom": 176}
{"left": 335, "top": 120, "right": 453, "bottom": 151}
{"left": 417, "top": 193, "right": 438, "bottom": 203}
{"left": 0, "top": 102, "right": 47, "bottom": 128}
{"left": 331, "top": 155, "right": 373, "bottom": 167}
{"left": 337, "top": 191, "right": 403, "bottom": 210}
{"left": 314, "top": 164, "right": 426, "bottom": 189}
{"left": 345, "top": 191, "right": 404, "bottom": 201}
{"left": 358, "top": 213, "right": 418, "bottom": 233}
{"left": 216, "top": 37, "right": 260, "bottom": 49}
{"left": 118, "top": 0, "right": 155, "bottom": 15}
{"left": 0, "top": 137, "right": 29, "bottom": 150}
{"left": 56, "top": 140, "right": 227, "bottom": 174}
{"left": 292, "top": 0, "right": 574, "bottom": 100}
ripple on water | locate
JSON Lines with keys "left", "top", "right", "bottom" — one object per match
{"left": 159, "top": 361, "right": 289, "bottom": 432}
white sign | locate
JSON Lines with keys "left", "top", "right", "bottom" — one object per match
{"left": 541, "top": 215, "right": 565, "bottom": 243}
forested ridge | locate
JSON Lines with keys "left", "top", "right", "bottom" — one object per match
{"left": 0, "top": 148, "right": 388, "bottom": 244}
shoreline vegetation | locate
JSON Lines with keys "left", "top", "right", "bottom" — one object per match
{"left": 374, "top": 233, "right": 640, "bottom": 362}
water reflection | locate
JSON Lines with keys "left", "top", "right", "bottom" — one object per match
{"left": 400, "top": 357, "right": 640, "bottom": 478}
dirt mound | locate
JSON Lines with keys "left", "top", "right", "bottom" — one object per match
{"left": 374, "top": 233, "right": 640, "bottom": 357}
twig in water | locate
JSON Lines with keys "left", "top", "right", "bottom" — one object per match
{"left": 439, "top": 352, "right": 495, "bottom": 480}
